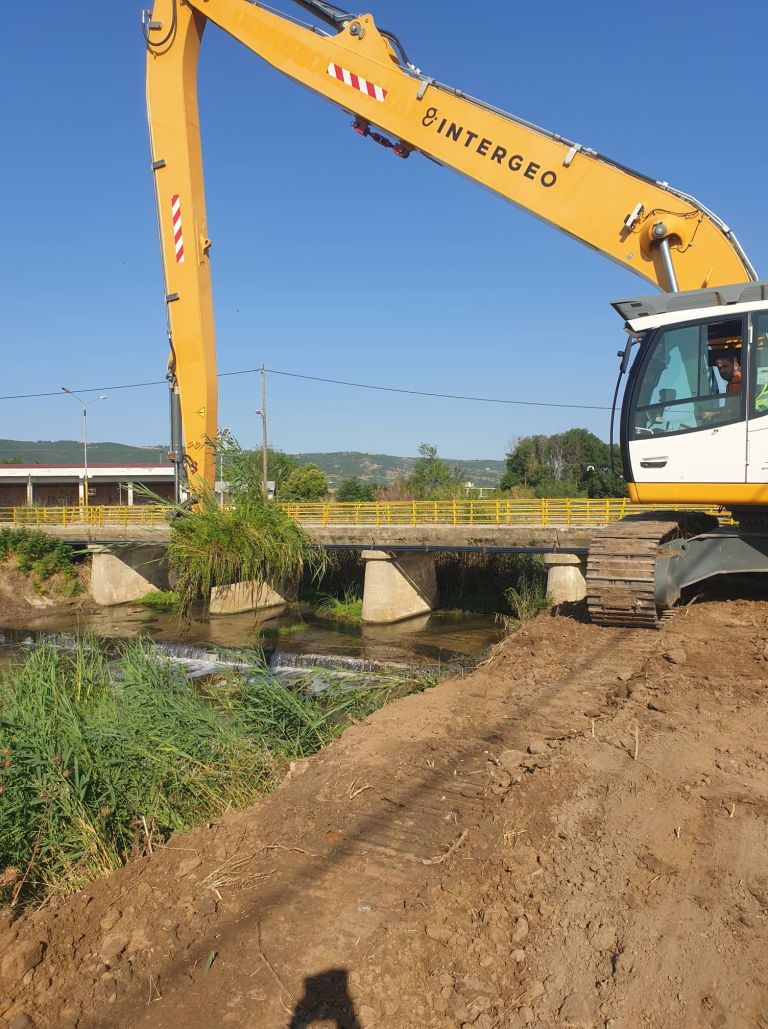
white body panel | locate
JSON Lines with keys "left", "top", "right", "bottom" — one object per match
{"left": 747, "top": 414, "right": 768, "bottom": 483}
{"left": 629, "top": 420, "right": 746, "bottom": 484}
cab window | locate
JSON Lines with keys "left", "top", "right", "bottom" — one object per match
{"left": 751, "top": 312, "right": 768, "bottom": 417}
{"left": 632, "top": 317, "right": 744, "bottom": 438}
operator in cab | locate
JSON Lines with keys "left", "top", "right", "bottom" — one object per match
{"left": 711, "top": 349, "right": 742, "bottom": 394}
{"left": 707, "top": 322, "right": 743, "bottom": 396}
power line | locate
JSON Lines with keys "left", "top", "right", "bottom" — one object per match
{"left": 0, "top": 379, "right": 167, "bottom": 401}
{"left": 0, "top": 365, "right": 611, "bottom": 411}
{"left": 261, "top": 367, "right": 611, "bottom": 411}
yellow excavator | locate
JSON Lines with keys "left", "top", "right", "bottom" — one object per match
{"left": 144, "top": 0, "right": 768, "bottom": 627}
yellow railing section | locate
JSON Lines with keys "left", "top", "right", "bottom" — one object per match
{"left": 0, "top": 505, "right": 171, "bottom": 528}
{"left": 280, "top": 498, "right": 725, "bottom": 527}
{"left": 0, "top": 499, "right": 725, "bottom": 530}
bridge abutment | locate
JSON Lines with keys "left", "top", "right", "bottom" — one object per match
{"left": 542, "top": 552, "right": 587, "bottom": 605}
{"left": 361, "top": 550, "right": 438, "bottom": 624}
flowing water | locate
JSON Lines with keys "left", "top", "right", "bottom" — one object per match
{"left": 0, "top": 603, "right": 505, "bottom": 673}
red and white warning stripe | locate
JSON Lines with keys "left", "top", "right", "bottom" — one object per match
{"left": 327, "top": 62, "right": 387, "bottom": 102}
{"left": 171, "top": 194, "right": 184, "bottom": 264}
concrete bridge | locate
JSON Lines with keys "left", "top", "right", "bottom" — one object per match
{"left": 0, "top": 500, "right": 708, "bottom": 622}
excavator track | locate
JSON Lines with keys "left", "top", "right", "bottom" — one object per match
{"left": 586, "top": 511, "right": 720, "bottom": 628}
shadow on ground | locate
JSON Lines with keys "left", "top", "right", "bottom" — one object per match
{"left": 287, "top": 968, "right": 361, "bottom": 1028}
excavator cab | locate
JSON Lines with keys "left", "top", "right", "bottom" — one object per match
{"left": 614, "top": 282, "right": 768, "bottom": 506}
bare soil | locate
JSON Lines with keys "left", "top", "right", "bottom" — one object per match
{"left": 2, "top": 596, "right": 768, "bottom": 1028}
{"left": 0, "top": 563, "right": 93, "bottom": 624}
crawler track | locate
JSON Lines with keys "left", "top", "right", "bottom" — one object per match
{"left": 586, "top": 511, "right": 719, "bottom": 627}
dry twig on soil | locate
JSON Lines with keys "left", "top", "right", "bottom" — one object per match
{"left": 199, "top": 854, "right": 272, "bottom": 899}
{"left": 347, "top": 778, "right": 373, "bottom": 801}
{"left": 254, "top": 921, "right": 295, "bottom": 1016}
{"left": 421, "top": 829, "right": 469, "bottom": 866}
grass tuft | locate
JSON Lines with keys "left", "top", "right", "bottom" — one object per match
{"left": 131, "top": 590, "right": 180, "bottom": 612}
{"left": 315, "top": 587, "right": 363, "bottom": 624}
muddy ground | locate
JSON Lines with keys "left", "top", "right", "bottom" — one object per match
{"left": 1, "top": 595, "right": 767, "bottom": 1028}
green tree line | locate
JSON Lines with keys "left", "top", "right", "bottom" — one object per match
{"left": 220, "top": 430, "right": 624, "bottom": 502}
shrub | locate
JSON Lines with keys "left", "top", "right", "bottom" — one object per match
{"left": 0, "top": 527, "right": 79, "bottom": 593}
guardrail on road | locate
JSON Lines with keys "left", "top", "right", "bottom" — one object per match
{"left": 0, "top": 499, "right": 725, "bottom": 530}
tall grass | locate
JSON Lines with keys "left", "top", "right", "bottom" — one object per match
{"left": 0, "top": 639, "right": 436, "bottom": 907}
{"left": 167, "top": 485, "right": 324, "bottom": 620}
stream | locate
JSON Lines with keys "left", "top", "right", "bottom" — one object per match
{"left": 0, "top": 604, "right": 505, "bottom": 674}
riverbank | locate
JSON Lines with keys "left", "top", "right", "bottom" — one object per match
{"left": 2, "top": 594, "right": 766, "bottom": 1026}
{"left": 0, "top": 639, "right": 439, "bottom": 911}
{"left": 0, "top": 562, "right": 93, "bottom": 622}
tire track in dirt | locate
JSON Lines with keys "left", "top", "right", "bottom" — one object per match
{"left": 111, "top": 620, "right": 663, "bottom": 1028}
{"left": 5, "top": 609, "right": 743, "bottom": 1029}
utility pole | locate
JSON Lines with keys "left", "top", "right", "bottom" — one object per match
{"left": 258, "top": 364, "right": 269, "bottom": 495}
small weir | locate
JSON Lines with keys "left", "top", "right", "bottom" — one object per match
{"left": 0, "top": 630, "right": 444, "bottom": 691}
{"left": 0, "top": 605, "right": 503, "bottom": 669}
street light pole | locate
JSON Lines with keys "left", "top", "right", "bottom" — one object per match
{"left": 61, "top": 388, "right": 107, "bottom": 507}
{"left": 216, "top": 426, "right": 232, "bottom": 507}
{"left": 257, "top": 364, "right": 269, "bottom": 495}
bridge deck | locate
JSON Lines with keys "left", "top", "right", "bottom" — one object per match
{"left": 0, "top": 500, "right": 722, "bottom": 551}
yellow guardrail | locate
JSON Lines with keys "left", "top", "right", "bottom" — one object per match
{"left": 281, "top": 498, "right": 726, "bottom": 527}
{"left": 0, "top": 505, "right": 172, "bottom": 528}
{"left": 0, "top": 499, "right": 725, "bottom": 530}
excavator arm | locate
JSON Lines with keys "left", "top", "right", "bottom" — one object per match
{"left": 145, "top": 0, "right": 756, "bottom": 489}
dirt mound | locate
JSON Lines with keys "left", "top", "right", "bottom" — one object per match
{"left": 2, "top": 598, "right": 767, "bottom": 1028}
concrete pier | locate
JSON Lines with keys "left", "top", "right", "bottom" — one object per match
{"left": 89, "top": 545, "right": 170, "bottom": 606}
{"left": 209, "top": 580, "right": 288, "bottom": 616}
{"left": 361, "top": 550, "right": 438, "bottom": 624}
{"left": 543, "top": 552, "right": 587, "bottom": 605}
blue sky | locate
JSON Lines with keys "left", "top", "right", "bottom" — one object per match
{"left": 2, "top": 0, "right": 766, "bottom": 461}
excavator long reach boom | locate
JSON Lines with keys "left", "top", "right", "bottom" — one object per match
{"left": 145, "top": 0, "right": 756, "bottom": 489}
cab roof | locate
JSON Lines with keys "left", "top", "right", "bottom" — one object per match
{"left": 613, "top": 280, "right": 768, "bottom": 332}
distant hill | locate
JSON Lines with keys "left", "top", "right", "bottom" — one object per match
{"left": 294, "top": 451, "right": 504, "bottom": 488}
{"left": 0, "top": 441, "right": 504, "bottom": 488}
{"left": 0, "top": 440, "right": 168, "bottom": 465}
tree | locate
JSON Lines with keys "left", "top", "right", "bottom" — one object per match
{"left": 217, "top": 438, "right": 299, "bottom": 500}
{"left": 501, "top": 429, "right": 625, "bottom": 497}
{"left": 403, "top": 443, "right": 463, "bottom": 500}
{"left": 581, "top": 466, "right": 627, "bottom": 498}
{"left": 336, "top": 476, "right": 376, "bottom": 502}
{"left": 0, "top": 457, "right": 23, "bottom": 465}
{"left": 279, "top": 463, "right": 329, "bottom": 501}
{"left": 499, "top": 435, "right": 552, "bottom": 493}
{"left": 268, "top": 449, "right": 300, "bottom": 491}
